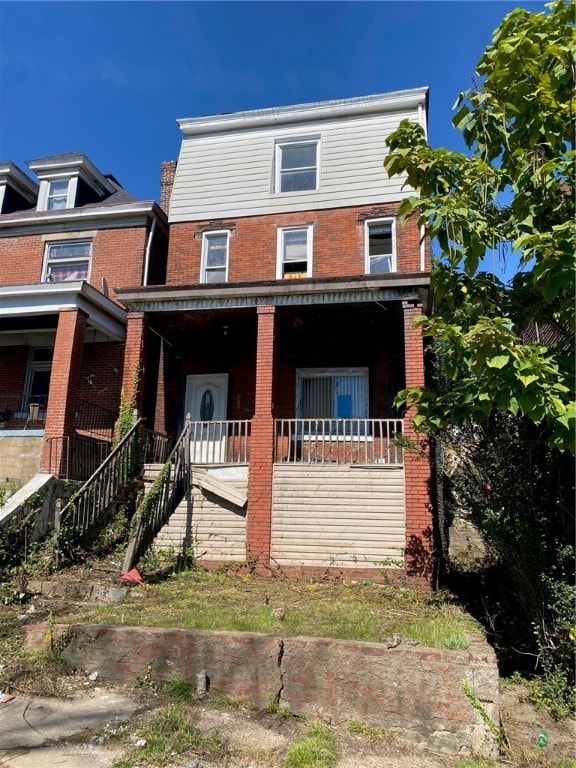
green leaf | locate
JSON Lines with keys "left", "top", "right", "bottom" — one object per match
{"left": 486, "top": 355, "right": 510, "bottom": 369}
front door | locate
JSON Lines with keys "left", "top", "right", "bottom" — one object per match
{"left": 185, "top": 374, "right": 228, "bottom": 463}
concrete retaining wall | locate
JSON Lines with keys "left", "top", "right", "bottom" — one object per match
{"left": 25, "top": 623, "right": 499, "bottom": 757}
{"left": 0, "top": 435, "right": 43, "bottom": 483}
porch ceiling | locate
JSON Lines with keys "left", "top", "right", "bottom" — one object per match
{"left": 116, "top": 272, "right": 430, "bottom": 314}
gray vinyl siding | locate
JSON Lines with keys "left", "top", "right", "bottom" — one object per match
{"left": 169, "top": 109, "right": 419, "bottom": 223}
{"left": 270, "top": 464, "right": 405, "bottom": 568}
{"left": 155, "top": 478, "right": 247, "bottom": 561}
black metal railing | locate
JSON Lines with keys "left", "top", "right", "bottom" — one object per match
{"left": 75, "top": 399, "right": 117, "bottom": 440}
{"left": 0, "top": 395, "right": 48, "bottom": 429}
{"left": 144, "top": 429, "right": 172, "bottom": 464}
{"left": 122, "top": 417, "right": 191, "bottom": 573}
{"left": 45, "top": 435, "right": 111, "bottom": 480}
{"left": 56, "top": 419, "right": 145, "bottom": 541}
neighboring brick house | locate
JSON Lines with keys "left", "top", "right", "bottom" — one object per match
{"left": 0, "top": 153, "right": 167, "bottom": 481}
{"left": 117, "top": 89, "right": 435, "bottom": 586}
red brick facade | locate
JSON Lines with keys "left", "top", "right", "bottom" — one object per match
{"left": 402, "top": 300, "right": 434, "bottom": 588}
{"left": 246, "top": 306, "right": 276, "bottom": 564}
{"left": 41, "top": 308, "right": 88, "bottom": 472}
{"left": 0, "top": 226, "right": 152, "bottom": 301}
{"left": 167, "top": 203, "right": 427, "bottom": 285}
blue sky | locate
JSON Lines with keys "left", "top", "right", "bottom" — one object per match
{"left": 1, "top": 1, "right": 543, "bottom": 205}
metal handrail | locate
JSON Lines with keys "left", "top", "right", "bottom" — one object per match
{"left": 57, "top": 418, "right": 145, "bottom": 540}
{"left": 274, "top": 418, "right": 404, "bottom": 465}
{"left": 122, "top": 416, "right": 191, "bottom": 573}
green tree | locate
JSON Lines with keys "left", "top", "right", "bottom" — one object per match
{"left": 384, "top": 0, "right": 575, "bottom": 452}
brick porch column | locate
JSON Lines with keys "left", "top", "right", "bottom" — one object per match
{"left": 402, "top": 300, "right": 434, "bottom": 589}
{"left": 246, "top": 305, "right": 276, "bottom": 567}
{"left": 121, "top": 311, "right": 148, "bottom": 418}
{"left": 41, "top": 308, "right": 88, "bottom": 472}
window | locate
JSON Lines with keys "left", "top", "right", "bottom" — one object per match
{"left": 43, "top": 240, "right": 91, "bottom": 282}
{"left": 365, "top": 218, "right": 396, "bottom": 274}
{"left": 277, "top": 226, "right": 313, "bottom": 279}
{"left": 46, "top": 180, "right": 70, "bottom": 210}
{"left": 275, "top": 141, "right": 318, "bottom": 193}
{"left": 296, "top": 368, "right": 368, "bottom": 420}
{"left": 201, "top": 231, "right": 229, "bottom": 283}
{"left": 23, "top": 347, "right": 53, "bottom": 414}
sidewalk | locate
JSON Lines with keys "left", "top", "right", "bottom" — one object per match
{"left": 0, "top": 687, "right": 137, "bottom": 768}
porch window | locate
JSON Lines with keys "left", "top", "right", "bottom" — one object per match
{"left": 201, "top": 231, "right": 229, "bottom": 283}
{"left": 23, "top": 347, "right": 53, "bottom": 414}
{"left": 365, "top": 218, "right": 396, "bottom": 274}
{"left": 277, "top": 226, "right": 313, "bottom": 279}
{"left": 296, "top": 368, "right": 368, "bottom": 420}
{"left": 43, "top": 240, "right": 91, "bottom": 282}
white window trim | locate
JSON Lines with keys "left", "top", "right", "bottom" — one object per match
{"left": 273, "top": 138, "right": 320, "bottom": 194}
{"left": 276, "top": 224, "right": 313, "bottom": 279}
{"left": 201, "top": 230, "right": 230, "bottom": 284}
{"left": 295, "top": 367, "right": 370, "bottom": 439}
{"left": 42, "top": 239, "right": 92, "bottom": 283}
{"left": 37, "top": 176, "right": 78, "bottom": 212}
{"left": 364, "top": 217, "right": 396, "bottom": 274}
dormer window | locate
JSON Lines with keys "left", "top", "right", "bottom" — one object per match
{"left": 46, "top": 180, "right": 70, "bottom": 210}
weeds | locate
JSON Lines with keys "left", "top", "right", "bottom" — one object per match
{"left": 62, "top": 569, "right": 476, "bottom": 649}
{"left": 284, "top": 720, "right": 338, "bottom": 768}
{"left": 347, "top": 719, "right": 392, "bottom": 744}
{"left": 112, "top": 702, "right": 222, "bottom": 768}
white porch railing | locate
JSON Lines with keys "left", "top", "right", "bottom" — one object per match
{"left": 190, "top": 419, "right": 250, "bottom": 464}
{"left": 274, "top": 419, "right": 403, "bottom": 465}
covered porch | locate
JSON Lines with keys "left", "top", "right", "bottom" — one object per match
{"left": 118, "top": 274, "right": 434, "bottom": 584}
{"left": 0, "top": 282, "right": 126, "bottom": 481}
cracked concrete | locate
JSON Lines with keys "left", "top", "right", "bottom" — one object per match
{"left": 25, "top": 622, "right": 500, "bottom": 757}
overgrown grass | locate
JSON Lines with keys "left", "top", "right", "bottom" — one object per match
{"left": 113, "top": 702, "right": 222, "bottom": 768}
{"left": 61, "top": 568, "right": 477, "bottom": 648}
{"left": 284, "top": 720, "right": 337, "bottom": 768}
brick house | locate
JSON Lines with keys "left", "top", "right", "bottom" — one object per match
{"left": 117, "top": 90, "right": 435, "bottom": 586}
{"left": 0, "top": 153, "right": 167, "bottom": 481}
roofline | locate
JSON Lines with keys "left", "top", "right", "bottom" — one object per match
{"left": 177, "top": 88, "right": 429, "bottom": 137}
{"left": 0, "top": 281, "right": 127, "bottom": 340}
{"left": 26, "top": 154, "right": 117, "bottom": 195}
{"left": 116, "top": 272, "right": 430, "bottom": 312}
{"left": 0, "top": 201, "right": 167, "bottom": 230}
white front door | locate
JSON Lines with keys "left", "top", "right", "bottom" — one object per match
{"left": 185, "top": 374, "right": 228, "bottom": 463}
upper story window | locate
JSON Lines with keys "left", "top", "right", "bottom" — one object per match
{"left": 201, "top": 231, "right": 229, "bottom": 283}
{"left": 43, "top": 240, "right": 91, "bottom": 282}
{"left": 46, "top": 180, "right": 70, "bottom": 210}
{"left": 365, "top": 218, "right": 396, "bottom": 274}
{"left": 275, "top": 140, "right": 319, "bottom": 193}
{"left": 277, "top": 225, "right": 313, "bottom": 279}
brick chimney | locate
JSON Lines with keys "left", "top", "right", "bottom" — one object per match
{"left": 160, "top": 160, "right": 177, "bottom": 216}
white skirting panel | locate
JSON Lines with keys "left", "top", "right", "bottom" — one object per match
{"left": 155, "top": 468, "right": 247, "bottom": 562}
{"left": 271, "top": 464, "right": 405, "bottom": 568}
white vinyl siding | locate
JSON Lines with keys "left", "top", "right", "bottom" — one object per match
{"left": 201, "top": 231, "right": 229, "bottom": 283}
{"left": 365, "top": 218, "right": 396, "bottom": 274}
{"left": 155, "top": 474, "right": 247, "bottom": 561}
{"left": 277, "top": 225, "right": 313, "bottom": 279}
{"left": 271, "top": 464, "right": 405, "bottom": 568}
{"left": 170, "top": 108, "right": 420, "bottom": 222}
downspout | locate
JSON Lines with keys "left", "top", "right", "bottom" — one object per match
{"left": 143, "top": 217, "right": 157, "bottom": 287}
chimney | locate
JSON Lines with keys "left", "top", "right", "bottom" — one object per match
{"left": 160, "top": 160, "right": 177, "bottom": 216}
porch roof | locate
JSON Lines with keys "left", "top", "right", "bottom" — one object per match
{"left": 116, "top": 272, "right": 430, "bottom": 313}
{"left": 0, "top": 281, "right": 127, "bottom": 340}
